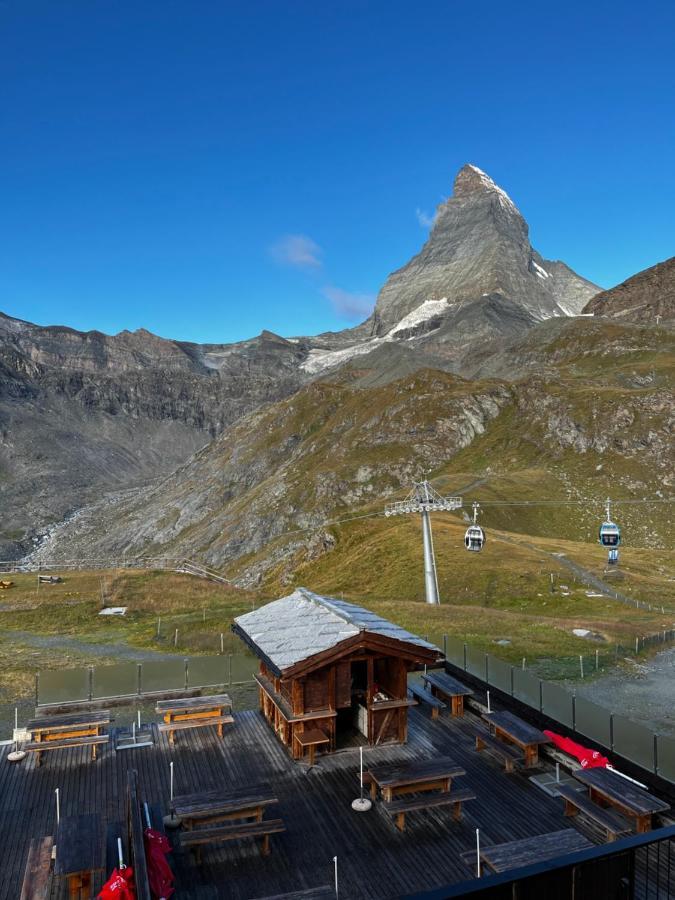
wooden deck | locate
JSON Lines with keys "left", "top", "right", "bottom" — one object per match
{"left": 0, "top": 705, "right": 662, "bottom": 899}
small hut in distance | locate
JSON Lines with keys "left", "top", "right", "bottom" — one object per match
{"left": 232, "top": 588, "right": 443, "bottom": 758}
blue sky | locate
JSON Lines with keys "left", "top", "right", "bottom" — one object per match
{"left": 1, "top": 0, "right": 674, "bottom": 343}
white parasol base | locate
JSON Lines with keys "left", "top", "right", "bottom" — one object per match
{"left": 351, "top": 797, "right": 372, "bottom": 812}
{"left": 7, "top": 750, "right": 26, "bottom": 763}
{"left": 163, "top": 812, "right": 182, "bottom": 829}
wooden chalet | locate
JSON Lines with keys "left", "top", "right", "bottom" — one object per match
{"left": 232, "top": 587, "right": 443, "bottom": 758}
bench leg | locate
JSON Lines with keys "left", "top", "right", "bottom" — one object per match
{"left": 475, "top": 736, "right": 484, "bottom": 752}
{"left": 395, "top": 812, "right": 405, "bottom": 832}
{"left": 370, "top": 781, "right": 377, "bottom": 802}
{"left": 563, "top": 799, "right": 578, "bottom": 818}
{"left": 431, "top": 706, "right": 439, "bottom": 720}
{"left": 261, "top": 834, "right": 271, "bottom": 856}
{"left": 636, "top": 814, "right": 651, "bottom": 834}
{"left": 92, "top": 743, "right": 97, "bottom": 761}
{"left": 453, "top": 801, "right": 462, "bottom": 821}
{"left": 504, "top": 758, "right": 514, "bottom": 774}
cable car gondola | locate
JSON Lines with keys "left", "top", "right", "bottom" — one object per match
{"left": 598, "top": 498, "right": 621, "bottom": 548}
{"left": 607, "top": 548, "right": 619, "bottom": 565}
{"left": 464, "top": 502, "right": 485, "bottom": 552}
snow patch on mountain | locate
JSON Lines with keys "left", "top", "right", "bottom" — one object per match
{"left": 387, "top": 298, "right": 450, "bottom": 337}
{"left": 532, "top": 261, "right": 550, "bottom": 279}
{"left": 465, "top": 164, "right": 519, "bottom": 215}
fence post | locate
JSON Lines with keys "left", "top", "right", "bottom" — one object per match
{"left": 35, "top": 672, "right": 40, "bottom": 706}
{"left": 137, "top": 663, "right": 143, "bottom": 696}
{"left": 184, "top": 658, "right": 189, "bottom": 691}
{"left": 228, "top": 654, "right": 232, "bottom": 686}
{"left": 653, "top": 734, "right": 658, "bottom": 775}
{"left": 484, "top": 654, "right": 489, "bottom": 684}
{"left": 88, "top": 666, "right": 94, "bottom": 701}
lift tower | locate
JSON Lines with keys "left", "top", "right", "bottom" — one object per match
{"left": 384, "top": 480, "right": 462, "bottom": 605}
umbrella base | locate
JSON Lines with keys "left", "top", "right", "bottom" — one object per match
{"left": 351, "top": 797, "right": 372, "bottom": 812}
{"left": 163, "top": 812, "right": 182, "bottom": 829}
{"left": 7, "top": 750, "right": 26, "bottom": 763}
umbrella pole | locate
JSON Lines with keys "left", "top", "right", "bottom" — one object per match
{"left": 163, "top": 761, "right": 182, "bottom": 828}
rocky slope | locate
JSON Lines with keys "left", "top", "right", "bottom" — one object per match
{"left": 583, "top": 255, "right": 675, "bottom": 323}
{"left": 25, "top": 314, "right": 674, "bottom": 581}
{"left": 0, "top": 315, "right": 308, "bottom": 556}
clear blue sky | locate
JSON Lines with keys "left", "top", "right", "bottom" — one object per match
{"left": 2, "top": 0, "right": 674, "bottom": 343}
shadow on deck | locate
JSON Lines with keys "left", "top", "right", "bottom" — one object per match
{"left": 0, "top": 706, "right": 633, "bottom": 899}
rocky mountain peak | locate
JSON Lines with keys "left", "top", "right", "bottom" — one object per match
{"left": 369, "top": 164, "right": 599, "bottom": 336}
{"left": 452, "top": 164, "right": 519, "bottom": 213}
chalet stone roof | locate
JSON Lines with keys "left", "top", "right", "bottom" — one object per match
{"left": 232, "top": 587, "right": 440, "bottom": 675}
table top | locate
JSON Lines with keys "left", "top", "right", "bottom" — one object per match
{"left": 27, "top": 711, "right": 111, "bottom": 733}
{"left": 54, "top": 813, "right": 104, "bottom": 876}
{"left": 369, "top": 756, "right": 465, "bottom": 789}
{"left": 480, "top": 828, "right": 592, "bottom": 873}
{"left": 483, "top": 710, "right": 550, "bottom": 746}
{"left": 574, "top": 767, "right": 670, "bottom": 815}
{"left": 422, "top": 671, "right": 473, "bottom": 697}
{"left": 294, "top": 728, "right": 330, "bottom": 747}
{"left": 173, "top": 785, "right": 277, "bottom": 819}
{"left": 156, "top": 693, "right": 231, "bottom": 714}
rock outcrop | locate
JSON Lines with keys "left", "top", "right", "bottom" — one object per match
{"left": 583, "top": 256, "right": 675, "bottom": 323}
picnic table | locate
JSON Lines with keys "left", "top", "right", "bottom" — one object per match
{"left": 293, "top": 728, "right": 330, "bottom": 766}
{"left": 25, "top": 711, "right": 111, "bottom": 767}
{"left": 156, "top": 693, "right": 233, "bottom": 746}
{"left": 573, "top": 766, "right": 670, "bottom": 833}
{"left": 368, "top": 755, "right": 465, "bottom": 802}
{"left": 421, "top": 671, "right": 473, "bottom": 717}
{"left": 54, "top": 812, "right": 104, "bottom": 899}
{"left": 174, "top": 785, "right": 285, "bottom": 861}
{"left": 173, "top": 785, "right": 279, "bottom": 830}
{"left": 479, "top": 828, "right": 593, "bottom": 874}
{"left": 482, "top": 710, "right": 550, "bottom": 768}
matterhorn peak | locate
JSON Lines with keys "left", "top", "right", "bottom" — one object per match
{"left": 452, "top": 164, "right": 519, "bottom": 214}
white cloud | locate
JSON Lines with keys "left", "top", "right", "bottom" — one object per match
{"left": 415, "top": 207, "right": 437, "bottom": 229}
{"left": 270, "top": 234, "right": 323, "bottom": 270}
{"left": 322, "top": 285, "right": 375, "bottom": 320}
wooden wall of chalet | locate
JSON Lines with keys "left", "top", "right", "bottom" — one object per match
{"left": 256, "top": 647, "right": 415, "bottom": 759}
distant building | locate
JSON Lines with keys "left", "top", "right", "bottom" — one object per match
{"left": 232, "top": 587, "right": 442, "bottom": 758}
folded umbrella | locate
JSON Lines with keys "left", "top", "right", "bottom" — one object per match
{"left": 144, "top": 827, "right": 175, "bottom": 899}
{"left": 98, "top": 866, "right": 136, "bottom": 899}
{"left": 544, "top": 730, "right": 609, "bottom": 769}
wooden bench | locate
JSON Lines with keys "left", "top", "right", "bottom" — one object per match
{"left": 384, "top": 788, "right": 476, "bottom": 832}
{"left": 407, "top": 683, "right": 446, "bottom": 719}
{"left": 157, "top": 713, "right": 234, "bottom": 746}
{"left": 556, "top": 782, "right": 632, "bottom": 842}
{"left": 473, "top": 730, "right": 523, "bottom": 773}
{"left": 24, "top": 734, "right": 109, "bottom": 767}
{"left": 479, "top": 828, "right": 593, "bottom": 874}
{"left": 180, "top": 818, "right": 286, "bottom": 863}
{"left": 20, "top": 836, "right": 53, "bottom": 900}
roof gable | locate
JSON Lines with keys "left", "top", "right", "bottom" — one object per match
{"left": 232, "top": 587, "right": 440, "bottom": 676}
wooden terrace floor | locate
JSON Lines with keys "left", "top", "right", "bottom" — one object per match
{"left": 0, "top": 705, "right": 663, "bottom": 899}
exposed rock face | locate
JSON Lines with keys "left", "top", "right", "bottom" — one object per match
{"left": 0, "top": 314, "right": 307, "bottom": 557}
{"left": 369, "top": 164, "right": 599, "bottom": 336}
{"left": 582, "top": 256, "right": 675, "bottom": 323}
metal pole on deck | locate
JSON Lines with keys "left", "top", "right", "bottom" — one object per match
{"left": 163, "top": 761, "right": 182, "bottom": 829}
{"left": 476, "top": 828, "right": 481, "bottom": 877}
{"left": 351, "top": 746, "right": 372, "bottom": 812}
{"left": 333, "top": 856, "right": 339, "bottom": 898}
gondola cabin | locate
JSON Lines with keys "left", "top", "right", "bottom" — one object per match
{"left": 464, "top": 524, "right": 485, "bottom": 552}
{"left": 232, "top": 588, "right": 443, "bottom": 758}
{"left": 599, "top": 521, "right": 621, "bottom": 547}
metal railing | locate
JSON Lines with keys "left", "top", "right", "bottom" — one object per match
{"left": 0, "top": 556, "right": 231, "bottom": 583}
{"left": 407, "top": 824, "right": 675, "bottom": 899}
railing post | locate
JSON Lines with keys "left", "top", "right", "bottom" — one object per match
{"left": 35, "top": 672, "right": 40, "bottom": 706}
{"left": 653, "top": 734, "right": 658, "bottom": 775}
{"left": 484, "top": 654, "right": 489, "bottom": 684}
{"left": 228, "top": 654, "right": 232, "bottom": 686}
{"left": 184, "top": 658, "right": 189, "bottom": 691}
{"left": 137, "top": 663, "right": 143, "bottom": 697}
{"left": 88, "top": 666, "right": 94, "bottom": 701}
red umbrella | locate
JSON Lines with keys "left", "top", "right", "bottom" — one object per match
{"left": 144, "top": 827, "right": 175, "bottom": 899}
{"left": 98, "top": 866, "right": 136, "bottom": 899}
{"left": 544, "top": 730, "right": 610, "bottom": 769}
